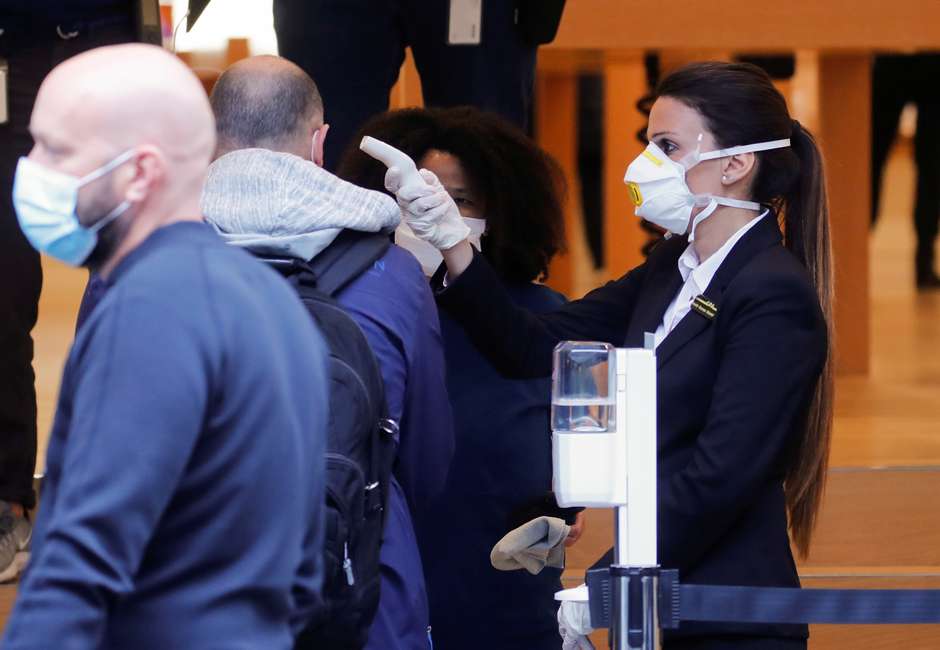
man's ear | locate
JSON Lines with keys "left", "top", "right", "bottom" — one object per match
{"left": 124, "top": 145, "right": 166, "bottom": 202}
{"left": 312, "top": 123, "right": 329, "bottom": 167}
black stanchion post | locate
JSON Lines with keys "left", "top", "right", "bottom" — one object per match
{"left": 610, "top": 566, "right": 661, "bottom": 649}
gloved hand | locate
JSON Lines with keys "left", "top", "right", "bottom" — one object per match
{"left": 558, "top": 599, "right": 595, "bottom": 650}
{"left": 384, "top": 166, "right": 470, "bottom": 251}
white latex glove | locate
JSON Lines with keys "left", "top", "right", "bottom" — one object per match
{"left": 384, "top": 166, "right": 470, "bottom": 251}
{"left": 558, "top": 600, "right": 595, "bottom": 650}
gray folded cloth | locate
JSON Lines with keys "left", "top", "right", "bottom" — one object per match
{"left": 490, "top": 516, "right": 570, "bottom": 575}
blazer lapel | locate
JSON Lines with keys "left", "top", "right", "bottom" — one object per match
{"left": 655, "top": 286, "right": 722, "bottom": 369}
{"left": 624, "top": 259, "right": 683, "bottom": 348}
{"left": 654, "top": 214, "right": 784, "bottom": 369}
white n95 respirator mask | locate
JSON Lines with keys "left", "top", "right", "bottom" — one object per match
{"left": 396, "top": 216, "right": 486, "bottom": 276}
{"left": 623, "top": 135, "right": 790, "bottom": 241}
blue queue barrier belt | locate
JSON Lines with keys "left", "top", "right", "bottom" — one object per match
{"left": 586, "top": 567, "right": 940, "bottom": 629}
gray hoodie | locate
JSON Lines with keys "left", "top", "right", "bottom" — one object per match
{"left": 201, "top": 148, "right": 400, "bottom": 261}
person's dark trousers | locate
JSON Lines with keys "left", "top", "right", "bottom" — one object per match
{"left": 577, "top": 73, "right": 604, "bottom": 269}
{"left": 274, "top": 0, "right": 537, "bottom": 171}
{"left": 0, "top": 12, "right": 134, "bottom": 509}
{"left": 871, "top": 54, "right": 940, "bottom": 283}
{"left": 871, "top": 56, "right": 909, "bottom": 227}
{"left": 912, "top": 82, "right": 940, "bottom": 277}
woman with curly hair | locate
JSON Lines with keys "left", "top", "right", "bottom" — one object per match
{"left": 340, "top": 106, "right": 577, "bottom": 650}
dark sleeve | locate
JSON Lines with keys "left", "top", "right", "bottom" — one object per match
{"left": 508, "top": 492, "right": 582, "bottom": 529}
{"left": 657, "top": 272, "right": 827, "bottom": 571}
{"left": 397, "top": 281, "right": 455, "bottom": 522}
{"left": 3, "top": 295, "right": 210, "bottom": 648}
{"left": 436, "top": 252, "right": 648, "bottom": 379}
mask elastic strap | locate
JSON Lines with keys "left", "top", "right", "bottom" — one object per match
{"left": 688, "top": 196, "right": 763, "bottom": 242}
{"left": 78, "top": 149, "right": 137, "bottom": 187}
{"left": 678, "top": 133, "right": 706, "bottom": 170}
{"left": 697, "top": 138, "right": 791, "bottom": 161}
{"left": 711, "top": 196, "right": 762, "bottom": 211}
{"left": 687, "top": 199, "right": 718, "bottom": 242}
{"left": 88, "top": 200, "right": 131, "bottom": 234}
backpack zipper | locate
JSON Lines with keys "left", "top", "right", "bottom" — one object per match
{"left": 343, "top": 542, "right": 356, "bottom": 586}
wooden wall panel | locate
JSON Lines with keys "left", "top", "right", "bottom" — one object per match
{"left": 818, "top": 54, "right": 871, "bottom": 374}
{"left": 602, "top": 53, "right": 648, "bottom": 280}
{"left": 550, "top": 1, "right": 940, "bottom": 51}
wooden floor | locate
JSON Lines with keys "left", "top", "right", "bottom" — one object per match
{"left": 3, "top": 142, "right": 940, "bottom": 644}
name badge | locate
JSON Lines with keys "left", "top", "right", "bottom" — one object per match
{"left": 448, "top": 0, "right": 483, "bottom": 45}
{"left": 691, "top": 295, "right": 718, "bottom": 320}
{"left": 0, "top": 59, "right": 8, "bottom": 125}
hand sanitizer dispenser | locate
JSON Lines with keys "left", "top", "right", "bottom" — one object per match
{"left": 551, "top": 342, "right": 658, "bottom": 558}
{"left": 553, "top": 340, "right": 659, "bottom": 649}
{"left": 552, "top": 342, "right": 622, "bottom": 507}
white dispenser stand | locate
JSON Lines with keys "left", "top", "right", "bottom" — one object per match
{"left": 552, "top": 342, "right": 659, "bottom": 649}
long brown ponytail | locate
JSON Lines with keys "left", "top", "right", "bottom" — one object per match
{"left": 781, "top": 121, "right": 834, "bottom": 558}
{"left": 656, "top": 62, "right": 835, "bottom": 558}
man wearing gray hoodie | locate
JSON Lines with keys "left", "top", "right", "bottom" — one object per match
{"left": 202, "top": 56, "right": 455, "bottom": 650}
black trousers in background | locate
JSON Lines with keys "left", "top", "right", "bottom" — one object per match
{"left": 273, "top": 0, "right": 538, "bottom": 171}
{"left": 871, "top": 54, "right": 940, "bottom": 263}
{"left": 0, "top": 15, "right": 134, "bottom": 508}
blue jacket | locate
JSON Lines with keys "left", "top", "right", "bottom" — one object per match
{"left": 73, "top": 240, "right": 455, "bottom": 650}
{"left": 337, "top": 245, "right": 455, "bottom": 650}
{"left": 436, "top": 215, "right": 827, "bottom": 644}
{"left": 423, "top": 282, "right": 567, "bottom": 650}
{"left": 2, "top": 222, "right": 329, "bottom": 650}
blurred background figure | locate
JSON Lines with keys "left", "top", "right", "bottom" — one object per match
{"left": 0, "top": 0, "right": 136, "bottom": 585}
{"left": 272, "top": 0, "right": 566, "bottom": 170}
{"left": 871, "top": 53, "right": 940, "bottom": 289}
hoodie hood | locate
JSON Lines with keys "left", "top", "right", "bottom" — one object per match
{"left": 202, "top": 148, "right": 400, "bottom": 261}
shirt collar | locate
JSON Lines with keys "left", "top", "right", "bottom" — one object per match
{"left": 677, "top": 210, "right": 769, "bottom": 291}
{"left": 108, "top": 221, "right": 217, "bottom": 286}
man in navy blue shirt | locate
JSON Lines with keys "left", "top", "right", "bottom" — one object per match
{"left": 2, "top": 44, "right": 330, "bottom": 649}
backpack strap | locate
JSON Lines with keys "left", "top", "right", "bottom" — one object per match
{"left": 257, "top": 233, "right": 396, "bottom": 519}
{"left": 307, "top": 229, "right": 392, "bottom": 297}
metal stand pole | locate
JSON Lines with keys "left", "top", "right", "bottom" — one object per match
{"left": 610, "top": 341, "right": 661, "bottom": 649}
{"left": 609, "top": 565, "right": 661, "bottom": 648}
{"left": 611, "top": 506, "right": 661, "bottom": 649}
{"left": 612, "top": 506, "right": 629, "bottom": 649}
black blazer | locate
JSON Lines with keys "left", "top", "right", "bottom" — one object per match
{"left": 437, "top": 215, "right": 827, "bottom": 642}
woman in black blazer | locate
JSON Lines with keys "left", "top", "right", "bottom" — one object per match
{"left": 387, "top": 62, "right": 833, "bottom": 649}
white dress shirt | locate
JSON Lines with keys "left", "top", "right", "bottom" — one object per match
{"left": 653, "top": 212, "right": 768, "bottom": 349}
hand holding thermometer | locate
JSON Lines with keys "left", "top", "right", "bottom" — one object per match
{"left": 359, "top": 136, "right": 428, "bottom": 190}
{"left": 360, "top": 135, "right": 475, "bottom": 276}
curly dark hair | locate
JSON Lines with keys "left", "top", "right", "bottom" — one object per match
{"left": 336, "top": 106, "right": 567, "bottom": 283}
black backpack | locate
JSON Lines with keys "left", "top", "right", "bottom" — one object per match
{"left": 260, "top": 229, "right": 398, "bottom": 649}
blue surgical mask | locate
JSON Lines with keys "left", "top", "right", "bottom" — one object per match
{"left": 13, "top": 150, "right": 136, "bottom": 266}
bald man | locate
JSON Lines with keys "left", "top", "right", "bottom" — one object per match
{"left": 2, "top": 45, "right": 329, "bottom": 649}
{"left": 204, "top": 55, "right": 454, "bottom": 650}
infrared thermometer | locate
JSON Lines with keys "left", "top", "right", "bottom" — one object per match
{"left": 359, "top": 136, "right": 427, "bottom": 190}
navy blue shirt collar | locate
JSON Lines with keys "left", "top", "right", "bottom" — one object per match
{"left": 107, "top": 220, "right": 218, "bottom": 286}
